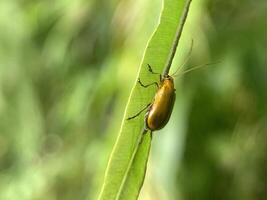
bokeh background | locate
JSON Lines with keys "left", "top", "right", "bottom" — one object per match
{"left": 0, "top": 0, "right": 267, "bottom": 199}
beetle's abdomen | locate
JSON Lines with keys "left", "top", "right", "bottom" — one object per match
{"left": 146, "top": 79, "right": 175, "bottom": 131}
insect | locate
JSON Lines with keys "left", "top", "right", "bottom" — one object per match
{"left": 127, "top": 64, "right": 176, "bottom": 131}
{"left": 127, "top": 43, "right": 216, "bottom": 132}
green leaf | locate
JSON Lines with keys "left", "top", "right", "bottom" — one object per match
{"left": 97, "top": 0, "right": 192, "bottom": 199}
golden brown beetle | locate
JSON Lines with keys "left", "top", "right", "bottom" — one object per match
{"left": 127, "top": 64, "right": 176, "bottom": 131}
{"left": 126, "top": 38, "right": 217, "bottom": 132}
{"left": 145, "top": 74, "right": 175, "bottom": 131}
{"left": 127, "top": 59, "right": 216, "bottom": 132}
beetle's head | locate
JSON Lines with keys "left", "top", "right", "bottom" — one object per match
{"left": 162, "top": 74, "right": 174, "bottom": 81}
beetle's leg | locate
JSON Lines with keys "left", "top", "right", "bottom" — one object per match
{"left": 143, "top": 127, "right": 153, "bottom": 137}
{"left": 138, "top": 130, "right": 152, "bottom": 145}
{"left": 143, "top": 106, "right": 152, "bottom": 133}
{"left": 127, "top": 103, "right": 151, "bottom": 120}
{"left": 138, "top": 78, "right": 158, "bottom": 88}
{"left": 146, "top": 64, "right": 162, "bottom": 83}
{"left": 143, "top": 125, "right": 153, "bottom": 138}
{"left": 147, "top": 64, "right": 160, "bottom": 75}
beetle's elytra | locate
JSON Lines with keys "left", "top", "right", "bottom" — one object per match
{"left": 127, "top": 64, "right": 176, "bottom": 132}
{"left": 145, "top": 75, "right": 175, "bottom": 131}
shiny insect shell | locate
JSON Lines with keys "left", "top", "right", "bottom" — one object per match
{"left": 145, "top": 75, "right": 176, "bottom": 131}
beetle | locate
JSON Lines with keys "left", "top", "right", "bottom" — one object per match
{"left": 145, "top": 74, "right": 175, "bottom": 131}
{"left": 126, "top": 40, "right": 194, "bottom": 132}
{"left": 127, "top": 39, "right": 216, "bottom": 132}
{"left": 127, "top": 64, "right": 176, "bottom": 131}
{"left": 127, "top": 60, "right": 216, "bottom": 132}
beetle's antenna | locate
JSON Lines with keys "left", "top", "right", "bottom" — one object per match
{"left": 171, "top": 39, "right": 193, "bottom": 77}
{"left": 173, "top": 61, "right": 220, "bottom": 77}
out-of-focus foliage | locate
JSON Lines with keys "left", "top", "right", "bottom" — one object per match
{"left": 0, "top": 0, "right": 159, "bottom": 199}
{"left": 0, "top": 0, "right": 266, "bottom": 200}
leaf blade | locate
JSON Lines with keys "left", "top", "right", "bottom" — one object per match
{"left": 98, "top": 0, "right": 192, "bottom": 199}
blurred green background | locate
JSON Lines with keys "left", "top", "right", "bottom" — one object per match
{"left": 0, "top": 0, "right": 267, "bottom": 199}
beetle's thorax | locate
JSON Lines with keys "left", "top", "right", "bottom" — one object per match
{"left": 160, "top": 75, "right": 174, "bottom": 89}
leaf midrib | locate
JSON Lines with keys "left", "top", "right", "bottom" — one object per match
{"left": 115, "top": 129, "right": 147, "bottom": 200}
